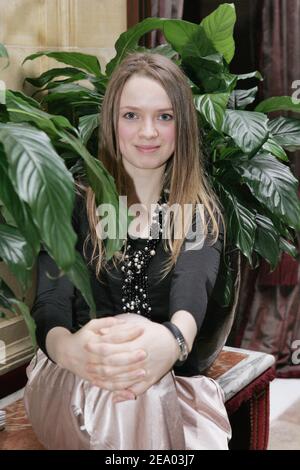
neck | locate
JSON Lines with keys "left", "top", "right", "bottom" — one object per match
{"left": 123, "top": 161, "right": 166, "bottom": 208}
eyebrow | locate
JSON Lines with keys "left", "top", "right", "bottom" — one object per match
{"left": 120, "top": 106, "right": 173, "bottom": 112}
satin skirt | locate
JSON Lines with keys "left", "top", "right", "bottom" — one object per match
{"left": 23, "top": 349, "right": 231, "bottom": 450}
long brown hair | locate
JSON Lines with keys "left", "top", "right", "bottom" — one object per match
{"left": 80, "top": 52, "right": 225, "bottom": 279}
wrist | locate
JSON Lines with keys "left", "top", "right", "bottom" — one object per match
{"left": 162, "top": 321, "right": 189, "bottom": 366}
{"left": 46, "top": 327, "right": 72, "bottom": 367}
{"left": 170, "top": 310, "right": 197, "bottom": 353}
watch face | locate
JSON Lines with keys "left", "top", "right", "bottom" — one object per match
{"left": 179, "top": 342, "right": 189, "bottom": 361}
{"left": 183, "top": 347, "right": 189, "bottom": 360}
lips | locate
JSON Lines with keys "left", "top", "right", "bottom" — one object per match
{"left": 135, "top": 145, "right": 160, "bottom": 153}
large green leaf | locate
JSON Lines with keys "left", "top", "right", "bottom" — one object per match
{"left": 57, "top": 130, "right": 117, "bottom": 199}
{"left": 25, "top": 67, "right": 89, "bottom": 89}
{"left": 270, "top": 213, "right": 296, "bottom": 242}
{"left": 0, "top": 147, "right": 40, "bottom": 255}
{"left": 0, "top": 277, "right": 17, "bottom": 310}
{"left": 280, "top": 237, "right": 298, "bottom": 259}
{"left": 268, "top": 117, "right": 300, "bottom": 151}
{"left": 23, "top": 51, "right": 102, "bottom": 77}
{"left": 228, "top": 87, "right": 258, "bottom": 110}
{"left": 5, "top": 89, "right": 40, "bottom": 110}
{"left": 254, "top": 214, "right": 280, "bottom": 270}
{"left": 183, "top": 55, "right": 237, "bottom": 93}
{"left": 180, "top": 26, "right": 217, "bottom": 60}
{"left": 78, "top": 113, "right": 100, "bottom": 145}
{"left": 106, "top": 17, "right": 165, "bottom": 76}
{"left": 89, "top": 75, "right": 109, "bottom": 95}
{"left": 137, "top": 43, "right": 179, "bottom": 61}
{"left": 40, "top": 84, "right": 102, "bottom": 124}
{"left": 200, "top": 3, "right": 236, "bottom": 63}
{"left": 194, "top": 92, "right": 230, "bottom": 131}
{"left": 222, "top": 110, "right": 269, "bottom": 154}
{"left": 42, "top": 83, "right": 101, "bottom": 107}
{"left": 11, "top": 299, "right": 37, "bottom": 349}
{"left": 237, "top": 71, "right": 263, "bottom": 81}
{"left": 232, "top": 153, "right": 300, "bottom": 230}
{"left": 255, "top": 96, "right": 300, "bottom": 114}
{"left": 6, "top": 90, "right": 74, "bottom": 136}
{"left": 0, "top": 224, "right": 34, "bottom": 291}
{"left": 262, "top": 135, "right": 288, "bottom": 161}
{"left": 184, "top": 52, "right": 224, "bottom": 74}
{"left": 163, "top": 19, "right": 199, "bottom": 56}
{"left": 0, "top": 123, "right": 76, "bottom": 269}
{"left": 216, "top": 182, "right": 256, "bottom": 262}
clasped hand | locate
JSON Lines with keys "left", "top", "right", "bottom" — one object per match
{"left": 78, "top": 313, "right": 179, "bottom": 403}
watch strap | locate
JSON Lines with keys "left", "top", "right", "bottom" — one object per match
{"left": 162, "top": 321, "right": 189, "bottom": 366}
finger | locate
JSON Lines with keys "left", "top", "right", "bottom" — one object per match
{"left": 84, "top": 327, "right": 143, "bottom": 355}
{"left": 85, "top": 345, "right": 147, "bottom": 366}
{"left": 112, "top": 385, "right": 144, "bottom": 402}
{"left": 86, "top": 358, "right": 146, "bottom": 377}
{"left": 88, "top": 317, "right": 125, "bottom": 334}
{"left": 106, "top": 350, "right": 147, "bottom": 366}
{"left": 99, "top": 325, "right": 145, "bottom": 344}
{"left": 98, "top": 321, "right": 143, "bottom": 336}
{"left": 106, "top": 368, "right": 146, "bottom": 383}
{"left": 112, "top": 395, "right": 135, "bottom": 403}
{"left": 86, "top": 363, "right": 146, "bottom": 381}
{"left": 91, "top": 377, "right": 145, "bottom": 392}
{"left": 112, "top": 390, "right": 136, "bottom": 401}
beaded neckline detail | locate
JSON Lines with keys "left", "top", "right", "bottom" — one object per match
{"left": 120, "top": 190, "right": 168, "bottom": 319}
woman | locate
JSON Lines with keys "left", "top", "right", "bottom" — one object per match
{"left": 23, "top": 52, "right": 231, "bottom": 450}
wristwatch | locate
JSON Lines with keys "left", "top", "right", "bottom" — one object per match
{"left": 162, "top": 321, "right": 189, "bottom": 366}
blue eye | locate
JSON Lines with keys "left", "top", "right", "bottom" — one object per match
{"left": 159, "top": 114, "right": 173, "bottom": 121}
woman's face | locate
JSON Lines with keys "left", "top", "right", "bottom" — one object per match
{"left": 118, "top": 74, "right": 175, "bottom": 172}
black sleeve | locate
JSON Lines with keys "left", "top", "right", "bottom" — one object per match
{"left": 31, "top": 250, "right": 76, "bottom": 361}
{"left": 169, "top": 219, "right": 224, "bottom": 332}
{"left": 31, "top": 193, "right": 84, "bottom": 361}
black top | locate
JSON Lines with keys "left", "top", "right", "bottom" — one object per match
{"left": 31, "top": 194, "right": 224, "bottom": 376}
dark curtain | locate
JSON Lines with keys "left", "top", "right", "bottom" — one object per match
{"left": 149, "top": 0, "right": 184, "bottom": 47}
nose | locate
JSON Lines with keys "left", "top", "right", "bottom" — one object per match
{"left": 138, "top": 118, "right": 158, "bottom": 139}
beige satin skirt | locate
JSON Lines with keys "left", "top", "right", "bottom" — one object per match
{"left": 23, "top": 349, "right": 231, "bottom": 450}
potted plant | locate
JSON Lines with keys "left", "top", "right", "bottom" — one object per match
{"left": 0, "top": 3, "right": 299, "bottom": 350}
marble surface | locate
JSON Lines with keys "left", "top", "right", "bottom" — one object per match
{"left": 216, "top": 346, "right": 275, "bottom": 402}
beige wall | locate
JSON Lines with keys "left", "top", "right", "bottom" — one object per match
{"left": 0, "top": 0, "right": 127, "bottom": 375}
{"left": 0, "top": 0, "right": 127, "bottom": 91}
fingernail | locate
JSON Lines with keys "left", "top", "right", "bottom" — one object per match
{"left": 136, "top": 370, "right": 146, "bottom": 377}
{"left": 138, "top": 350, "right": 147, "bottom": 359}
